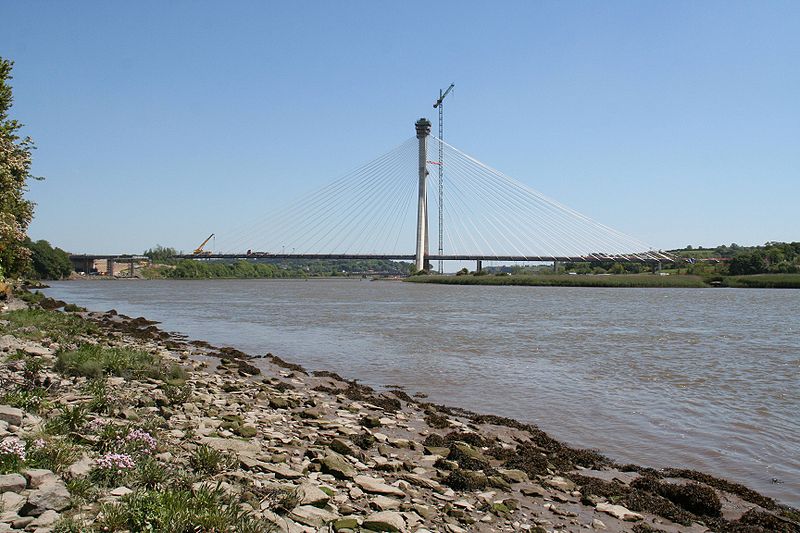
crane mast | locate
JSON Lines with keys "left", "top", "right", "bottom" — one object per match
{"left": 433, "top": 83, "right": 454, "bottom": 273}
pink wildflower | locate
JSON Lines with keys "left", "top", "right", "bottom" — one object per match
{"left": 96, "top": 453, "right": 135, "bottom": 470}
{"left": 0, "top": 437, "right": 26, "bottom": 461}
{"left": 33, "top": 438, "right": 46, "bottom": 450}
{"left": 125, "top": 429, "right": 156, "bottom": 453}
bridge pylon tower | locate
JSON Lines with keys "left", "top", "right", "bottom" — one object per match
{"left": 415, "top": 118, "right": 432, "bottom": 272}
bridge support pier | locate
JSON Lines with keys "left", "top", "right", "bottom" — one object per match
{"left": 415, "top": 118, "right": 431, "bottom": 272}
{"left": 553, "top": 260, "right": 559, "bottom": 273}
{"left": 476, "top": 260, "right": 482, "bottom": 273}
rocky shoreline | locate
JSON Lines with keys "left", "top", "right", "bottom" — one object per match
{"left": 1, "top": 291, "right": 798, "bottom": 532}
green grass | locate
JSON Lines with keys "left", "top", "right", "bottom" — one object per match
{"left": 95, "top": 485, "right": 278, "bottom": 533}
{"left": 406, "top": 274, "right": 708, "bottom": 288}
{"left": 0, "top": 308, "right": 98, "bottom": 342}
{"left": 722, "top": 274, "right": 800, "bottom": 288}
{"left": 190, "top": 444, "right": 234, "bottom": 475}
{"left": 54, "top": 345, "right": 164, "bottom": 380}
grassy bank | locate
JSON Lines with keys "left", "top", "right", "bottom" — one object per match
{"left": 406, "top": 273, "right": 800, "bottom": 289}
{"left": 406, "top": 274, "right": 708, "bottom": 288}
{"left": 721, "top": 274, "right": 800, "bottom": 289}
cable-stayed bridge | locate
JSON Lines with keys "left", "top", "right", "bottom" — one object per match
{"left": 72, "top": 118, "right": 676, "bottom": 271}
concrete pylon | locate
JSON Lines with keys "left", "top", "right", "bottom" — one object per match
{"left": 415, "top": 118, "right": 431, "bottom": 272}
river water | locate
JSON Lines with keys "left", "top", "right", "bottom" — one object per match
{"left": 42, "top": 279, "right": 799, "bottom": 507}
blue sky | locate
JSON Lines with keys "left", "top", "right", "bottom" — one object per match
{"left": 3, "top": 1, "right": 799, "bottom": 254}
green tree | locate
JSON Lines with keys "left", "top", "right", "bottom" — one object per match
{"left": 26, "top": 239, "right": 72, "bottom": 279}
{"left": 143, "top": 245, "right": 178, "bottom": 263}
{"left": 0, "top": 58, "right": 38, "bottom": 278}
{"left": 728, "top": 251, "right": 766, "bottom": 275}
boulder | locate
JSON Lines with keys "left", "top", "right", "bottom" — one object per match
{"left": 321, "top": 452, "right": 357, "bottom": 480}
{"left": 295, "top": 482, "right": 330, "bottom": 507}
{"left": 595, "top": 502, "right": 643, "bottom": 522}
{"left": 22, "top": 469, "right": 57, "bottom": 489}
{"left": 355, "top": 475, "right": 405, "bottom": 498}
{"left": 21, "top": 482, "right": 71, "bottom": 516}
{"left": 0, "top": 473, "right": 26, "bottom": 494}
{"left": 362, "top": 510, "right": 406, "bottom": 532}
{"left": 288, "top": 505, "right": 338, "bottom": 528}
{"left": 0, "top": 406, "right": 23, "bottom": 427}
{"left": 371, "top": 495, "right": 401, "bottom": 511}
{"left": 66, "top": 455, "right": 93, "bottom": 478}
{"left": 28, "top": 509, "right": 60, "bottom": 528}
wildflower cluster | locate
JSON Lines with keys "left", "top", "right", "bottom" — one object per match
{"left": 87, "top": 418, "right": 111, "bottom": 433}
{"left": 96, "top": 453, "right": 135, "bottom": 470}
{"left": 124, "top": 429, "right": 157, "bottom": 454}
{"left": 32, "top": 438, "right": 46, "bottom": 450}
{"left": 0, "top": 437, "right": 26, "bottom": 461}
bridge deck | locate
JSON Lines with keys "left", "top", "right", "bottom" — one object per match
{"left": 69, "top": 253, "right": 676, "bottom": 264}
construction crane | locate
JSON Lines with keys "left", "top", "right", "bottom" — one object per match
{"left": 193, "top": 233, "right": 215, "bottom": 255}
{"left": 433, "top": 83, "right": 454, "bottom": 273}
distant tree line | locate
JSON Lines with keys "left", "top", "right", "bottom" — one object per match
{"left": 167, "top": 260, "right": 305, "bottom": 279}
{"left": 25, "top": 239, "right": 72, "bottom": 279}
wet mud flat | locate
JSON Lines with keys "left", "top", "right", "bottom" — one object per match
{"left": 1, "top": 293, "right": 798, "bottom": 532}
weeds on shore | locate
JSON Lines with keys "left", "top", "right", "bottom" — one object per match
{"left": 190, "top": 444, "right": 234, "bottom": 475}
{"left": 55, "top": 345, "right": 161, "bottom": 380}
{"left": 0, "top": 308, "right": 97, "bottom": 342}
{"left": 95, "top": 484, "right": 278, "bottom": 533}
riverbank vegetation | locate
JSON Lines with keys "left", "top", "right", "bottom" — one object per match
{"left": 140, "top": 256, "right": 412, "bottom": 280}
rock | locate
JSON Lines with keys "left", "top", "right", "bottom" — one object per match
{"left": 361, "top": 415, "right": 382, "bottom": 428}
{"left": 263, "top": 463, "right": 304, "bottom": 479}
{"left": 66, "top": 455, "right": 93, "bottom": 478}
{"left": 330, "top": 438, "right": 358, "bottom": 457}
{"left": 398, "top": 473, "right": 441, "bottom": 491}
{"left": 28, "top": 509, "right": 60, "bottom": 528}
{"left": 520, "top": 484, "right": 548, "bottom": 497}
{"left": 545, "top": 476, "right": 577, "bottom": 492}
{"left": 11, "top": 516, "right": 34, "bottom": 529}
{"left": 22, "top": 469, "right": 57, "bottom": 489}
{"left": 109, "top": 486, "right": 133, "bottom": 497}
{"left": 0, "top": 473, "right": 26, "bottom": 494}
{"left": 592, "top": 518, "right": 608, "bottom": 529}
{"left": 21, "top": 482, "right": 71, "bottom": 516}
{"left": 362, "top": 510, "right": 406, "bottom": 532}
{"left": 288, "top": 504, "right": 338, "bottom": 528}
{"left": 200, "top": 436, "right": 261, "bottom": 455}
{"left": 355, "top": 475, "right": 406, "bottom": 498}
{"left": 595, "top": 502, "right": 643, "bottom": 522}
{"left": 1, "top": 490, "right": 26, "bottom": 518}
{"left": 295, "top": 482, "right": 330, "bottom": 507}
{"left": 372, "top": 495, "right": 402, "bottom": 511}
{"left": 0, "top": 405, "right": 23, "bottom": 427}
{"left": 269, "top": 396, "right": 290, "bottom": 409}
{"left": 496, "top": 468, "right": 528, "bottom": 484}
{"left": 333, "top": 517, "right": 360, "bottom": 531}
{"left": 236, "top": 425, "right": 258, "bottom": 438}
{"left": 321, "top": 452, "right": 357, "bottom": 480}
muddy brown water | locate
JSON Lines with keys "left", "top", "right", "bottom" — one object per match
{"left": 43, "top": 279, "right": 800, "bottom": 507}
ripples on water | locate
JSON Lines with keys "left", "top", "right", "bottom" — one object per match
{"left": 43, "top": 280, "right": 800, "bottom": 507}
